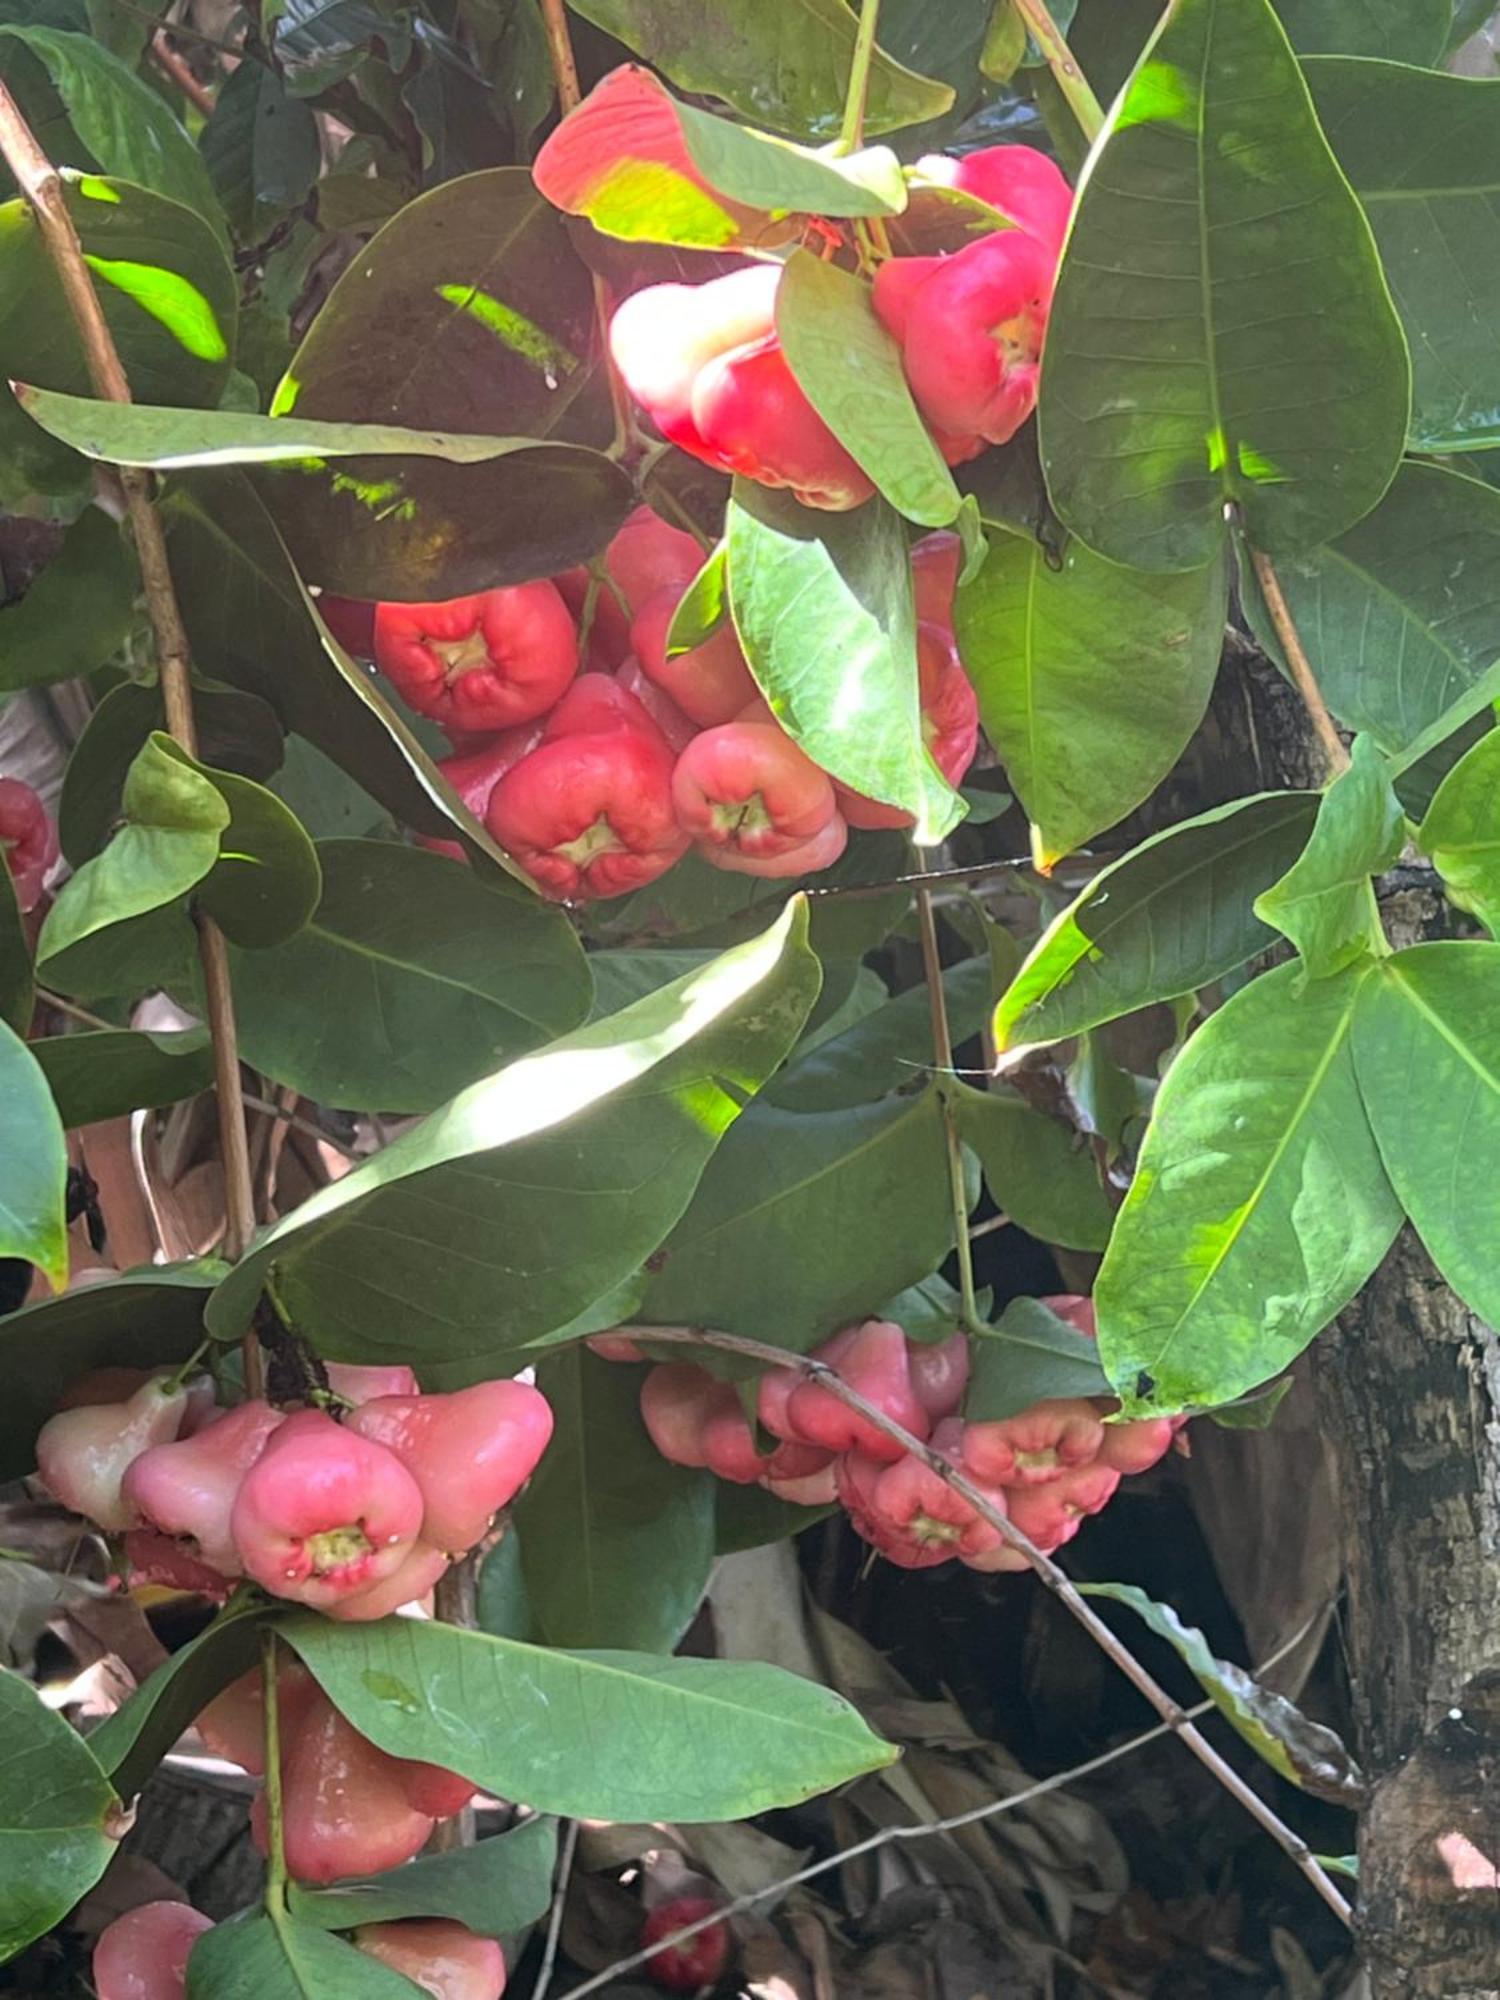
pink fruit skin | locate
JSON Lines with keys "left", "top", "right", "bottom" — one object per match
{"left": 699, "top": 1397, "right": 773, "bottom": 1485}
{"left": 197, "top": 1662, "right": 320, "bottom": 1777}
{"left": 837, "top": 1430, "right": 1011, "bottom": 1570}
{"left": 92, "top": 1900, "right": 213, "bottom": 2000}
{"left": 640, "top": 1363, "right": 723, "bottom": 1469}
{"left": 915, "top": 144, "right": 1074, "bottom": 252}
{"left": 755, "top": 1367, "right": 802, "bottom": 1442}
{"left": 325, "top": 1362, "right": 421, "bottom": 1405}
{"left": 346, "top": 1381, "right": 554, "bottom": 1554}
{"left": 356, "top": 1919, "right": 507, "bottom": 2000}
{"left": 641, "top": 1897, "right": 730, "bottom": 1994}
{"left": 1096, "top": 1416, "right": 1176, "bottom": 1476}
{"left": 323, "top": 1538, "right": 451, "bottom": 1622}
{"left": 784, "top": 1321, "right": 930, "bottom": 1464}
{"left": 604, "top": 504, "right": 705, "bottom": 617}
{"left": 35, "top": 1377, "right": 189, "bottom": 1532}
{"left": 124, "top": 1528, "right": 234, "bottom": 1598}
{"left": 586, "top": 1331, "right": 648, "bottom": 1363}
{"left": 0, "top": 775, "right": 58, "bottom": 913}
{"left": 1041, "top": 1293, "right": 1097, "bottom": 1338}
{"left": 122, "top": 1399, "right": 284, "bottom": 1576}
{"left": 960, "top": 1399, "right": 1105, "bottom": 1486}
{"left": 630, "top": 586, "right": 757, "bottom": 728}
{"left": 907, "top": 1333, "right": 971, "bottom": 1422}
{"left": 230, "top": 1409, "right": 424, "bottom": 1609}
{"left": 255, "top": 1691, "right": 435, "bottom": 1883}
{"left": 1005, "top": 1462, "right": 1120, "bottom": 1552}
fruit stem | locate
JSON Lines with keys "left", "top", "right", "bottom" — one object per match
{"left": 837, "top": 0, "right": 882, "bottom": 155}
{"left": 915, "top": 886, "right": 980, "bottom": 1328}
{"left": 1246, "top": 542, "right": 1350, "bottom": 780}
{"left": 0, "top": 81, "right": 261, "bottom": 1354}
{"left": 1010, "top": 0, "right": 1106, "bottom": 143}
{"left": 260, "top": 1630, "right": 289, "bottom": 1912}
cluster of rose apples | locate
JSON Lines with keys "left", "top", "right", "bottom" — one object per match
{"left": 611, "top": 1299, "right": 1185, "bottom": 1571}
{"left": 0, "top": 773, "right": 57, "bottom": 912}
{"left": 342, "top": 504, "right": 978, "bottom": 903}
{"left": 34, "top": 1362, "right": 553, "bottom": 1617}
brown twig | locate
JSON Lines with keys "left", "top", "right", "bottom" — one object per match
{"left": 631, "top": 1323, "right": 1353, "bottom": 1928}
{"left": 1246, "top": 545, "right": 1349, "bottom": 780}
{"left": 916, "top": 886, "right": 980, "bottom": 1325}
{"left": 425, "top": 1560, "right": 479, "bottom": 1851}
{"left": 531, "top": 1816, "right": 579, "bottom": 2000}
{"left": 0, "top": 85, "right": 261, "bottom": 1372}
{"left": 151, "top": 33, "right": 217, "bottom": 118}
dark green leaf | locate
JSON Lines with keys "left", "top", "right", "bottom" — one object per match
{"left": 879, "top": 1269, "right": 971, "bottom": 1345}
{"left": 0, "top": 864, "right": 30, "bottom": 1036}
{"left": 1304, "top": 59, "right": 1500, "bottom": 452}
{"left": 186, "top": 1911, "right": 420, "bottom": 2000}
{"left": 156, "top": 738, "right": 322, "bottom": 950}
{"left": 32, "top": 1026, "right": 212, "bottom": 1127}
{"left": 955, "top": 528, "right": 1227, "bottom": 861}
{"left": 715, "top": 1480, "right": 832, "bottom": 1552}
{"left": 565, "top": 0, "right": 952, "bottom": 140}
{"left": 201, "top": 59, "right": 321, "bottom": 239}
{"left": 290, "top": 1815, "right": 557, "bottom": 1935}
{"left": 964, "top": 1296, "right": 1111, "bottom": 1422}
{"left": 89, "top": 1597, "right": 269, "bottom": 1800}
{"left": 0, "top": 1019, "right": 67, "bottom": 1289}
{"left": 1038, "top": 0, "right": 1409, "bottom": 570}
{"left": 1418, "top": 729, "right": 1500, "bottom": 931}
{"left": 1095, "top": 961, "right": 1401, "bottom": 1414}
{"left": 1272, "top": 0, "right": 1446, "bottom": 60}
{"left": 0, "top": 1669, "right": 116, "bottom": 1959}
{"left": 1253, "top": 736, "right": 1404, "bottom": 980}
{"left": 205, "top": 903, "right": 821, "bottom": 1372}
{"left": 1352, "top": 942, "right": 1500, "bottom": 1326}
{"left": 728, "top": 484, "right": 961, "bottom": 842}
{"left": 283, "top": 1612, "right": 896, "bottom": 1821}
{"left": 949, "top": 1080, "right": 1113, "bottom": 1250}
{"left": 517, "top": 1348, "right": 716, "bottom": 1651}
{"left": 767, "top": 956, "right": 991, "bottom": 1111}
{"left": 0, "top": 504, "right": 135, "bottom": 693}
{"left": 638, "top": 1087, "right": 955, "bottom": 1349}
{"left": 34, "top": 899, "right": 198, "bottom": 1005}
{"left": 1081, "top": 1582, "right": 1365, "bottom": 1800}
{"left": 268, "top": 734, "right": 392, "bottom": 844}
{"left": 996, "top": 791, "right": 1318, "bottom": 1049}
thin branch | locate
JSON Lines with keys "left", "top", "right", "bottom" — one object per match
{"left": 538, "top": 0, "right": 582, "bottom": 112}
{"left": 425, "top": 1561, "right": 479, "bottom": 1853}
{"left": 531, "top": 1817, "right": 580, "bottom": 2000}
{"left": 0, "top": 87, "right": 261, "bottom": 1369}
{"left": 1010, "top": 0, "right": 1106, "bottom": 143}
{"left": 836, "top": 0, "right": 882, "bottom": 156}
{"left": 916, "top": 886, "right": 979, "bottom": 1325}
{"left": 633, "top": 1324, "right": 1353, "bottom": 1929}
{"left": 1246, "top": 545, "right": 1350, "bottom": 780}
{"left": 151, "top": 33, "right": 217, "bottom": 118}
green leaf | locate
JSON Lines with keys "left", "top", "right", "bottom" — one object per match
{"left": 964, "top": 1296, "right": 1111, "bottom": 1422}
{"left": 516, "top": 1348, "right": 715, "bottom": 1651}
{"left": 1079, "top": 1582, "right": 1366, "bottom": 1800}
{"left": 995, "top": 791, "right": 1319, "bottom": 1049}
{"left": 776, "top": 250, "right": 961, "bottom": 529}
{"left": 955, "top": 528, "right": 1227, "bottom": 865}
{"left": 206, "top": 902, "right": 820, "bottom": 1371}
{"left": 153, "top": 738, "right": 322, "bottom": 950}
{"left": 0, "top": 505, "right": 135, "bottom": 693}
{"left": 32, "top": 1027, "right": 212, "bottom": 1127}
{"left": 289, "top": 1815, "right": 558, "bottom": 1935}
{"left": 665, "top": 542, "right": 729, "bottom": 656}
{"left": 728, "top": 483, "right": 961, "bottom": 842}
{"left": 1038, "top": 0, "right": 1409, "bottom": 570}
{"left": 1352, "top": 942, "right": 1500, "bottom": 1325}
{"left": 637, "top": 1087, "right": 956, "bottom": 1349}
{"left": 37, "top": 732, "right": 228, "bottom": 970}
{"left": 1094, "top": 961, "right": 1402, "bottom": 1414}
{"left": 0, "top": 1264, "right": 213, "bottom": 1480}
{"left": 532, "top": 63, "right": 906, "bottom": 250}
{"left": 35, "top": 900, "right": 199, "bottom": 1008}
{"left": 0, "top": 1668, "right": 117, "bottom": 1959}
{"left": 283, "top": 1612, "right": 895, "bottom": 1822}
{"left": 767, "top": 956, "right": 992, "bottom": 1111}
{"left": 227, "top": 840, "right": 591, "bottom": 1113}
{"left": 715, "top": 1480, "right": 832, "bottom": 1552}
{"left": 1418, "top": 730, "right": 1500, "bottom": 932}
{"left": 0, "top": 864, "right": 30, "bottom": 1037}
{"left": 1253, "top": 736, "right": 1404, "bottom": 981}
{"left": 187, "top": 1911, "right": 421, "bottom": 2000}
{"left": 0, "top": 1020, "right": 67, "bottom": 1290}
{"left": 1304, "top": 60, "right": 1500, "bottom": 453}
{"left": 201, "top": 59, "right": 322, "bottom": 239}
{"left": 564, "top": 0, "right": 952, "bottom": 140}
{"left": 0, "top": 27, "right": 223, "bottom": 232}
{"left": 1272, "top": 0, "right": 1446, "bottom": 60}
{"left": 948, "top": 1080, "right": 1113, "bottom": 1251}
{"left": 89, "top": 1596, "right": 269, "bottom": 1800}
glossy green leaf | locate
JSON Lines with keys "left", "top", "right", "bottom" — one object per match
{"left": 1352, "top": 942, "right": 1500, "bottom": 1326}
{"left": 1095, "top": 961, "right": 1401, "bottom": 1414}
{"left": 1241, "top": 464, "right": 1500, "bottom": 758}
{"left": 776, "top": 250, "right": 961, "bottom": 528}
{"left": 955, "top": 529, "right": 1227, "bottom": 864}
{"left": 715, "top": 1480, "right": 832, "bottom": 1552}
{"left": 532, "top": 64, "right": 905, "bottom": 250}
{"left": 0, "top": 27, "right": 222, "bottom": 231}
{"left": 948, "top": 1080, "right": 1113, "bottom": 1250}
{"left": 767, "top": 956, "right": 991, "bottom": 1111}
{"left": 155, "top": 738, "right": 321, "bottom": 950}
{"left": 89, "top": 1596, "right": 270, "bottom": 1799}
{"left": 36, "top": 733, "right": 228, "bottom": 970}
{"left": 290, "top": 1815, "right": 558, "bottom": 1935}
{"left": 728, "top": 484, "right": 960, "bottom": 842}
{"left": 564, "top": 0, "right": 952, "bottom": 140}
{"left": 0, "top": 1020, "right": 67, "bottom": 1290}
{"left": 0, "top": 865, "right": 30, "bottom": 1037}
{"left": 1418, "top": 730, "right": 1500, "bottom": 931}
{"left": 996, "top": 791, "right": 1318, "bottom": 1049}
{"left": 201, "top": 59, "right": 321, "bottom": 239}
{"left": 0, "top": 505, "right": 135, "bottom": 693}
{"left": 0, "top": 1669, "right": 117, "bottom": 1959}
{"left": 1272, "top": 0, "right": 1446, "bottom": 60}
{"left": 1080, "top": 1583, "right": 1365, "bottom": 1800}
{"left": 206, "top": 902, "right": 820, "bottom": 1371}
{"left": 665, "top": 542, "right": 729, "bottom": 656}
{"left": 1305, "top": 60, "right": 1500, "bottom": 453}
{"left": 637, "top": 1087, "right": 956, "bottom": 1349}
{"left": 1253, "top": 736, "right": 1404, "bottom": 981}
{"left": 186, "top": 1911, "right": 420, "bottom": 2000}
{"left": 516, "top": 1348, "right": 715, "bottom": 1651}
{"left": 228, "top": 841, "right": 590, "bottom": 1112}
{"left": 1039, "top": 0, "right": 1409, "bottom": 570}
{"left": 964, "top": 1297, "right": 1111, "bottom": 1423}
{"left": 0, "top": 1264, "right": 213, "bottom": 1480}
{"left": 283, "top": 1611, "right": 895, "bottom": 1822}
{"left": 32, "top": 1027, "right": 212, "bottom": 1127}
